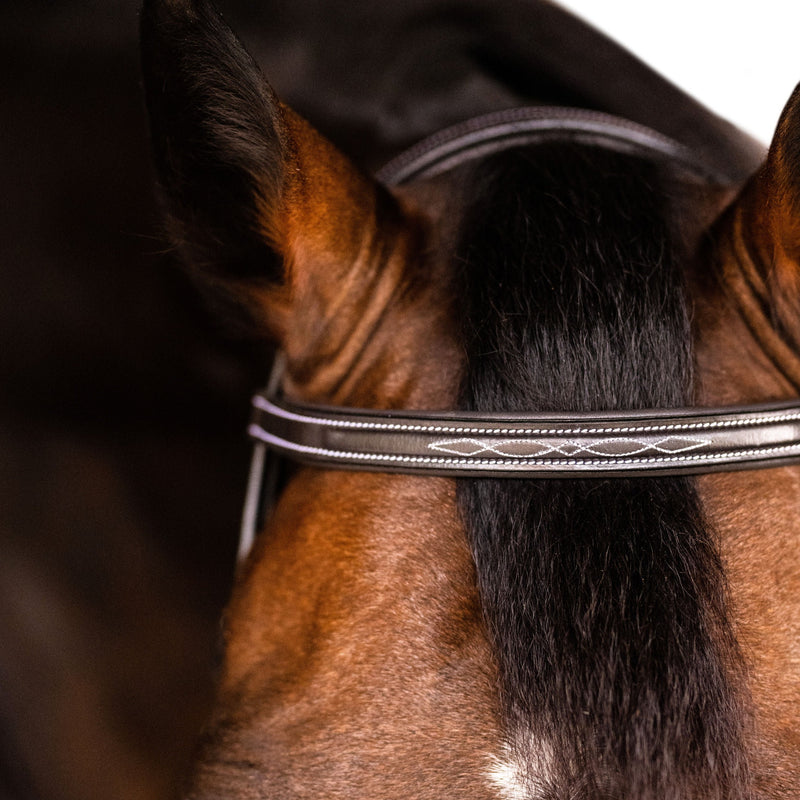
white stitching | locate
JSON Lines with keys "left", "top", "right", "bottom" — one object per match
{"left": 253, "top": 395, "right": 800, "bottom": 436}
{"left": 428, "top": 436, "right": 712, "bottom": 458}
{"left": 248, "top": 424, "right": 800, "bottom": 469}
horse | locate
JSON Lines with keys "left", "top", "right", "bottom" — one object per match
{"left": 140, "top": 0, "right": 800, "bottom": 797}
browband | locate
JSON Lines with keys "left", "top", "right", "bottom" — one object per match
{"left": 249, "top": 392, "right": 800, "bottom": 479}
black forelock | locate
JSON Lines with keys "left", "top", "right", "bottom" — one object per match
{"left": 454, "top": 144, "right": 749, "bottom": 799}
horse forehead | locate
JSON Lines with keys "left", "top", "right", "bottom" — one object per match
{"left": 403, "top": 148, "right": 733, "bottom": 271}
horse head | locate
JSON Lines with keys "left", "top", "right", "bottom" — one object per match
{"left": 140, "top": 1, "right": 800, "bottom": 797}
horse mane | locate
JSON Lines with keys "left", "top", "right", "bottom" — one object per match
{"left": 454, "top": 144, "right": 750, "bottom": 799}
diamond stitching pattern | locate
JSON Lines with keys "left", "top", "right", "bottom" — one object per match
{"left": 428, "top": 436, "right": 711, "bottom": 458}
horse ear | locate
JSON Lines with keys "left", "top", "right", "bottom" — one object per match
{"left": 711, "top": 84, "right": 800, "bottom": 382}
{"left": 735, "top": 85, "right": 800, "bottom": 267}
{"left": 140, "top": 0, "right": 415, "bottom": 339}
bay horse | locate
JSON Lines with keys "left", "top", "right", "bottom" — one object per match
{"left": 141, "top": 0, "right": 800, "bottom": 797}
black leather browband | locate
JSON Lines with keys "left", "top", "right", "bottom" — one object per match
{"left": 249, "top": 393, "right": 800, "bottom": 478}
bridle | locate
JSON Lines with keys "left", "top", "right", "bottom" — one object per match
{"left": 238, "top": 107, "right": 798, "bottom": 559}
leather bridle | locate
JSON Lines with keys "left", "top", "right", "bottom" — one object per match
{"left": 250, "top": 391, "right": 800, "bottom": 479}
{"left": 238, "top": 107, "right": 796, "bottom": 559}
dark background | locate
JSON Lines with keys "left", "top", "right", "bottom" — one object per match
{"left": 1, "top": 2, "right": 265, "bottom": 798}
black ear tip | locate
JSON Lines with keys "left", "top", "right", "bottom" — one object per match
{"left": 138, "top": 0, "right": 287, "bottom": 288}
{"left": 139, "top": 0, "right": 230, "bottom": 104}
{"left": 769, "top": 82, "right": 800, "bottom": 186}
{"left": 140, "top": 0, "right": 218, "bottom": 41}
{"left": 775, "top": 83, "right": 800, "bottom": 133}
{"left": 141, "top": 0, "right": 201, "bottom": 18}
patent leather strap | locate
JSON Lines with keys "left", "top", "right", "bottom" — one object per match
{"left": 249, "top": 392, "right": 800, "bottom": 478}
{"left": 376, "top": 106, "right": 728, "bottom": 185}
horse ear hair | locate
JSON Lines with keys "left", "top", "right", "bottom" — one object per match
{"left": 743, "top": 84, "right": 800, "bottom": 260}
{"left": 769, "top": 83, "right": 800, "bottom": 200}
{"left": 711, "top": 84, "right": 800, "bottom": 387}
{"left": 141, "top": 0, "right": 411, "bottom": 339}
{"left": 140, "top": 0, "right": 288, "bottom": 291}
{"left": 140, "top": 0, "right": 287, "bottom": 293}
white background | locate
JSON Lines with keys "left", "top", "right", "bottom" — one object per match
{"left": 559, "top": 1, "right": 800, "bottom": 145}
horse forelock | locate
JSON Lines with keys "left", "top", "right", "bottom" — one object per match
{"left": 453, "top": 144, "right": 751, "bottom": 799}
